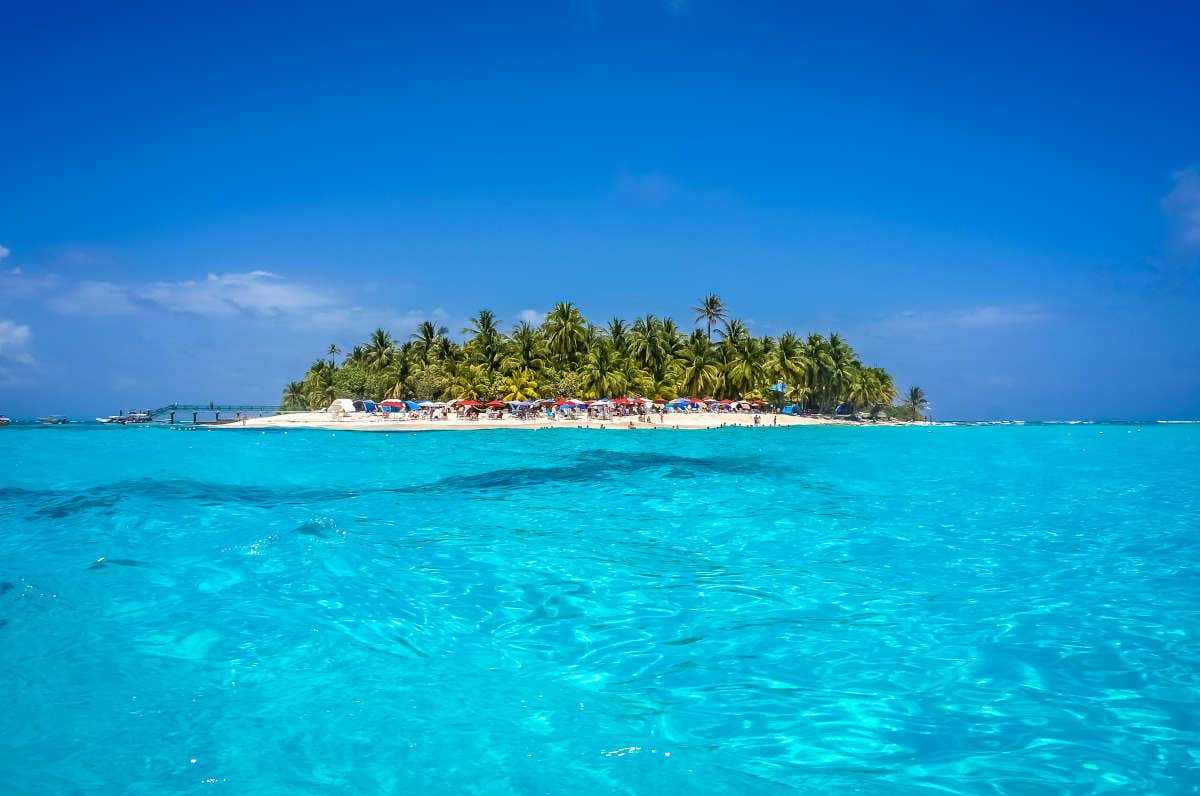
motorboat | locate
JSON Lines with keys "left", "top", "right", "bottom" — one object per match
{"left": 96, "top": 410, "right": 155, "bottom": 424}
{"left": 37, "top": 416, "right": 69, "bottom": 424}
{"left": 0, "top": 416, "right": 9, "bottom": 426}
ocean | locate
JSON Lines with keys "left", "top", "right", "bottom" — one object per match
{"left": 1, "top": 423, "right": 1197, "bottom": 792}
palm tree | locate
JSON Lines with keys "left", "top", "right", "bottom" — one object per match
{"left": 464, "top": 309, "right": 503, "bottom": 373}
{"left": 411, "top": 320, "right": 448, "bottom": 365}
{"left": 629, "top": 314, "right": 664, "bottom": 375}
{"left": 768, "top": 331, "right": 807, "bottom": 393}
{"left": 722, "top": 318, "right": 750, "bottom": 346}
{"left": 362, "top": 328, "right": 395, "bottom": 371}
{"left": 606, "top": 318, "right": 630, "bottom": 356}
{"left": 679, "top": 332, "right": 721, "bottom": 397}
{"left": 281, "top": 381, "right": 307, "bottom": 410}
{"left": 501, "top": 368, "right": 539, "bottom": 401}
{"left": 303, "top": 360, "right": 336, "bottom": 409}
{"left": 581, "top": 340, "right": 628, "bottom": 399}
{"left": 692, "top": 293, "right": 728, "bottom": 342}
{"left": 503, "top": 321, "right": 545, "bottom": 374}
{"left": 446, "top": 363, "right": 492, "bottom": 400}
{"left": 326, "top": 343, "right": 341, "bottom": 368}
{"left": 435, "top": 335, "right": 457, "bottom": 362}
{"left": 723, "top": 335, "right": 768, "bottom": 397}
{"left": 904, "top": 386, "right": 930, "bottom": 417}
{"left": 542, "top": 302, "right": 587, "bottom": 364}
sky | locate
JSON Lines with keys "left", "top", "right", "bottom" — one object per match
{"left": 1, "top": 0, "right": 1198, "bottom": 420}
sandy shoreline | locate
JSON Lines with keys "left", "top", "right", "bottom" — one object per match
{"left": 226, "top": 410, "right": 907, "bottom": 432}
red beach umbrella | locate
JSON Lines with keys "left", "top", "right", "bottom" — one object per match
{"left": 486, "top": 400, "right": 506, "bottom": 408}
{"left": 457, "top": 399, "right": 483, "bottom": 407}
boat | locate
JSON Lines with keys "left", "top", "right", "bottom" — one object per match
{"left": 37, "top": 416, "right": 69, "bottom": 425}
{"left": 96, "top": 410, "right": 155, "bottom": 425}
{"left": 0, "top": 417, "right": 9, "bottom": 426}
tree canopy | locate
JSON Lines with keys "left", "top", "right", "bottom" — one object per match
{"left": 284, "top": 296, "right": 922, "bottom": 416}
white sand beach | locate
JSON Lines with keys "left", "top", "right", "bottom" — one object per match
{"left": 229, "top": 409, "right": 895, "bottom": 432}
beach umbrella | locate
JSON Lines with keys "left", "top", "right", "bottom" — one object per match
{"left": 457, "top": 399, "right": 483, "bottom": 407}
{"left": 404, "top": 400, "right": 421, "bottom": 410}
{"left": 667, "top": 398, "right": 688, "bottom": 405}
{"left": 719, "top": 399, "right": 732, "bottom": 404}
{"left": 486, "top": 400, "right": 506, "bottom": 408}
{"left": 417, "top": 401, "right": 435, "bottom": 408}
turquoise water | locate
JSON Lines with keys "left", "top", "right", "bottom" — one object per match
{"left": 1, "top": 423, "right": 1198, "bottom": 793}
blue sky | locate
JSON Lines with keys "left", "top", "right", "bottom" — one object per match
{"left": 1, "top": 1, "right": 1198, "bottom": 419}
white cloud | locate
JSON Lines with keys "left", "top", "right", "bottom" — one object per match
{"left": 1163, "top": 166, "right": 1200, "bottom": 253}
{"left": 0, "top": 245, "right": 9, "bottom": 262}
{"left": 47, "top": 281, "right": 139, "bottom": 316}
{"left": 0, "top": 319, "right": 34, "bottom": 365}
{"left": 516, "top": 308, "right": 543, "bottom": 324}
{"left": 12, "top": 265, "right": 440, "bottom": 334}
{"left": 138, "top": 270, "right": 336, "bottom": 318}
{"left": 0, "top": 268, "right": 59, "bottom": 302}
{"left": 876, "top": 306, "right": 1051, "bottom": 335}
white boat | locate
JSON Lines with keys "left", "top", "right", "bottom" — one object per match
{"left": 0, "top": 417, "right": 10, "bottom": 426}
{"left": 96, "top": 410, "right": 155, "bottom": 424}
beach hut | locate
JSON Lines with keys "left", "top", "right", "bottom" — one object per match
{"left": 328, "top": 398, "right": 357, "bottom": 414}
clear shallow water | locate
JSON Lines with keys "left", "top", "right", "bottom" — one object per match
{"left": 1, "top": 424, "right": 1198, "bottom": 793}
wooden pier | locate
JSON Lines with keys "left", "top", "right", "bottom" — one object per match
{"left": 147, "top": 403, "right": 288, "bottom": 424}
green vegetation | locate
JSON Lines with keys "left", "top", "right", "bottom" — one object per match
{"left": 283, "top": 297, "right": 926, "bottom": 417}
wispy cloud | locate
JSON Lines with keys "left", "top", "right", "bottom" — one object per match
{"left": 0, "top": 267, "right": 59, "bottom": 301}
{"left": 616, "top": 169, "right": 676, "bottom": 205}
{"left": 516, "top": 308, "right": 544, "bottom": 325}
{"left": 0, "top": 318, "right": 34, "bottom": 385}
{"left": 47, "top": 281, "right": 140, "bottom": 316}
{"left": 138, "top": 271, "right": 336, "bottom": 318}
{"left": 1163, "top": 165, "right": 1200, "bottom": 253}
{"left": 37, "top": 268, "right": 443, "bottom": 334}
{"left": 0, "top": 245, "right": 9, "bottom": 262}
{"left": 873, "top": 305, "right": 1052, "bottom": 335}
{"left": 0, "top": 319, "right": 33, "bottom": 363}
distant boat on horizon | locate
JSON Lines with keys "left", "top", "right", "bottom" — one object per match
{"left": 0, "top": 416, "right": 9, "bottom": 426}
{"left": 37, "top": 416, "right": 69, "bottom": 425}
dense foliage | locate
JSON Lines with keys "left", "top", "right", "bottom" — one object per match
{"left": 282, "top": 296, "right": 925, "bottom": 416}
